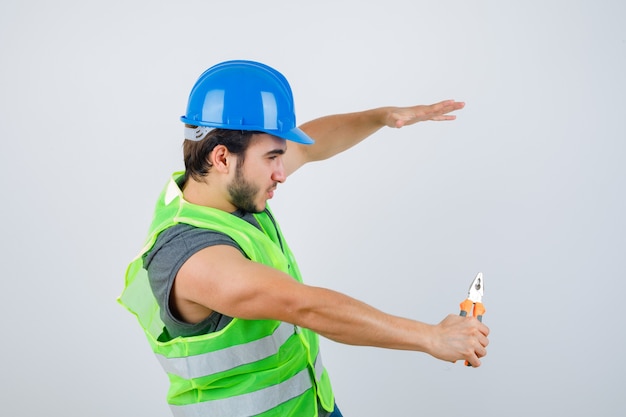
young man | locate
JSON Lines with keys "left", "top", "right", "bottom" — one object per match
{"left": 120, "top": 60, "right": 489, "bottom": 417}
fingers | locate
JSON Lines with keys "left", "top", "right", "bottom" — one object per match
{"left": 431, "top": 114, "right": 457, "bottom": 122}
{"left": 467, "top": 317, "right": 490, "bottom": 350}
{"left": 392, "top": 100, "right": 465, "bottom": 128}
{"left": 468, "top": 340, "right": 488, "bottom": 367}
{"left": 465, "top": 351, "right": 480, "bottom": 367}
{"left": 429, "top": 99, "right": 465, "bottom": 114}
{"left": 430, "top": 100, "right": 464, "bottom": 121}
{"left": 467, "top": 318, "right": 489, "bottom": 367}
{"left": 459, "top": 316, "right": 489, "bottom": 362}
{"left": 462, "top": 321, "right": 488, "bottom": 367}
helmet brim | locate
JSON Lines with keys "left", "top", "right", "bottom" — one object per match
{"left": 267, "top": 127, "right": 314, "bottom": 145}
{"left": 181, "top": 114, "right": 315, "bottom": 145}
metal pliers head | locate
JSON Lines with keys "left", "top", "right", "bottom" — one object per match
{"left": 460, "top": 272, "right": 485, "bottom": 321}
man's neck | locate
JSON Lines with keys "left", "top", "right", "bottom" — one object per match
{"left": 182, "top": 177, "right": 236, "bottom": 213}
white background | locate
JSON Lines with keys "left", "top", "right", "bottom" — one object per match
{"left": 1, "top": 1, "right": 625, "bottom": 416}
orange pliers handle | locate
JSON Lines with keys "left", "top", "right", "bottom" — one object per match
{"left": 459, "top": 299, "right": 485, "bottom": 322}
{"left": 459, "top": 299, "right": 485, "bottom": 367}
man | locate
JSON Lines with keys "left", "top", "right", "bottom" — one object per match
{"left": 119, "top": 60, "right": 489, "bottom": 417}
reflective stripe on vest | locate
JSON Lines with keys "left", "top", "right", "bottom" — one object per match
{"left": 156, "top": 322, "right": 327, "bottom": 382}
{"left": 169, "top": 368, "right": 312, "bottom": 417}
{"left": 156, "top": 322, "right": 294, "bottom": 379}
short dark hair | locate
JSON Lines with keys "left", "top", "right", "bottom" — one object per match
{"left": 183, "top": 127, "right": 260, "bottom": 183}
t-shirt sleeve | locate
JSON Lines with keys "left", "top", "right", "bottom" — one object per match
{"left": 142, "top": 223, "right": 240, "bottom": 337}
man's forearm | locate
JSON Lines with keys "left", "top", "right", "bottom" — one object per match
{"left": 286, "top": 285, "right": 488, "bottom": 366}
{"left": 298, "top": 108, "right": 392, "bottom": 162}
{"left": 287, "top": 101, "right": 464, "bottom": 175}
{"left": 291, "top": 285, "right": 435, "bottom": 353}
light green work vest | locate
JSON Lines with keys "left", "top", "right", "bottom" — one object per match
{"left": 119, "top": 172, "right": 334, "bottom": 417}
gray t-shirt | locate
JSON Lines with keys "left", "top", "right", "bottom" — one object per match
{"left": 142, "top": 209, "right": 260, "bottom": 339}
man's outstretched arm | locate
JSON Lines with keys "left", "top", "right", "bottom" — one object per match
{"left": 284, "top": 100, "right": 465, "bottom": 176}
{"left": 174, "top": 244, "right": 489, "bottom": 367}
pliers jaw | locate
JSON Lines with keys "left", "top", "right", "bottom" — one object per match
{"left": 460, "top": 272, "right": 485, "bottom": 320}
{"left": 467, "top": 272, "right": 484, "bottom": 304}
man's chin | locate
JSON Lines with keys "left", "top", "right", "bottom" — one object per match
{"left": 253, "top": 202, "right": 267, "bottom": 213}
{"left": 241, "top": 200, "right": 266, "bottom": 214}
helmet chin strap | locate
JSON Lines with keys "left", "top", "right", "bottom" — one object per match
{"left": 184, "top": 126, "right": 213, "bottom": 141}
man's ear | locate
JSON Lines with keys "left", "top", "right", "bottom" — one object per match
{"left": 210, "top": 145, "right": 234, "bottom": 173}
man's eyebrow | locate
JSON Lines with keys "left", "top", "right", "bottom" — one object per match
{"left": 265, "top": 148, "right": 286, "bottom": 156}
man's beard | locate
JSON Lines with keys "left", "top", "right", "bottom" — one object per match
{"left": 227, "top": 166, "right": 263, "bottom": 213}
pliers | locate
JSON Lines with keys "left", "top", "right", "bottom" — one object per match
{"left": 459, "top": 272, "right": 485, "bottom": 366}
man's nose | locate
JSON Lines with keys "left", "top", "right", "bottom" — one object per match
{"left": 272, "top": 161, "right": 286, "bottom": 183}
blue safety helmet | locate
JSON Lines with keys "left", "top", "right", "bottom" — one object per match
{"left": 180, "top": 60, "right": 314, "bottom": 144}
